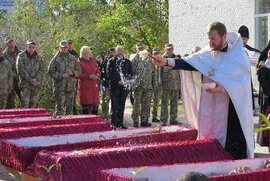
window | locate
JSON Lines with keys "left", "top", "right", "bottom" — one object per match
{"left": 255, "top": 0, "right": 270, "bottom": 50}
{"left": 255, "top": 0, "right": 270, "bottom": 14}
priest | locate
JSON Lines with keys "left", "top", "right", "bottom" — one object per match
{"left": 152, "top": 21, "right": 254, "bottom": 159}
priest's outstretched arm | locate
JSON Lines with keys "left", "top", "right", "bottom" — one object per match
{"left": 152, "top": 55, "right": 197, "bottom": 71}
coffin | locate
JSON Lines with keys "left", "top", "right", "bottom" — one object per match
{"left": 0, "top": 115, "right": 104, "bottom": 128}
{"left": 0, "top": 121, "right": 112, "bottom": 139}
{"left": 0, "top": 108, "right": 48, "bottom": 115}
{"left": 0, "top": 125, "right": 197, "bottom": 172}
{"left": 27, "top": 139, "right": 232, "bottom": 181}
{"left": 100, "top": 158, "right": 270, "bottom": 181}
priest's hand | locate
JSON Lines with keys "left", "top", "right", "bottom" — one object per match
{"left": 205, "top": 82, "right": 224, "bottom": 94}
{"left": 151, "top": 55, "right": 168, "bottom": 66}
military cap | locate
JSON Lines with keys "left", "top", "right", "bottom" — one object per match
{"left": 165, "top": 43, "right": 174, "bottom": 49}
{"left": 136, "top": 43, "right": 145, "bottom": 49}
{"left": 26, "top": 40, "right": 36, "bottom": 45}
{"left": 153, "top": 47, "right": 160, "bottom": 52}
{"left": 5, "top": 37, "right": 13, "bottom": 44}
{"left": 60, "top": 40, "right": 69, "bottom": 47}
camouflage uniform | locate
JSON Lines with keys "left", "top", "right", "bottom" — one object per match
{"left": 48, "top": 51, "right": 81, "bottom": 115}
{"left": 0, "top": 57, "right": 13, "bottom": 109}
{"left": 152, "top": 65, "right": 161, "bottom": 120}
{"left": 16, "top": 51, "right": 44, "bottom": 108}
{"left": 3, "top": 46, "right": 21, "bottom": 108}
{"left": 160, "top": 54, "right": 181, "bottom": 125}
{"left": 131, "top": 54, "right": 156, "bottom": 126}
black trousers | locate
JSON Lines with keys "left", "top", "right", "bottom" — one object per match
{"left": 225, "top": 99, "right": 247, "bottom": 159}
{"left": 110, "top": 89, "right": 128, "bottom": 127}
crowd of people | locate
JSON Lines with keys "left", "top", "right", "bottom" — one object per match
{"left": 0, "top": 37, "right": 183, "bottom": 129}
{"left": 3, "top": 21, "right": 270, "bottom": 161}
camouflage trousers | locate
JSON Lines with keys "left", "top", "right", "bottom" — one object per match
{"left": 20, "top": 87, "right": 40, "bottom": 108}
{"left": 0, "top": 93, "right": 8, "bottom": 109}
{"left": 6, "top": 78, "right": 20, "bottom": 108}
{"left": 101, "top": 87, "right": 110, "bottom": 118}
{"left": 131, "top": 89, "right": 152, "bottom": 124}
{"left": 160, "top": 89, "right": 179, "bottom": 124}
{"left": 55, "top": 90, "right": 75, "bottom": 115}
{"left": 152, "top": 89, "right": 160, "bottom": 119}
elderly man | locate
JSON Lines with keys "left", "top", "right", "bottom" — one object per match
{"left": 16, "top": 40, "right": 44, "bottom": 108}
{"left": 3, "top": 37, "right": 21, "bottom": 108}
{"left": 107, "top": 45, "right": 133, "bottom": 128}
{"left": 152, "top": 21, "right": 254, "bottom": 159}
{"left": 48, "top": 40, "right": 81, "bottom": 115}
{"left": 0, "top": 47, "right": 13, "bottom": 109}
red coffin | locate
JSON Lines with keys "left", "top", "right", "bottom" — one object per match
{"left": 0, "top": 125, "right": 197, "bottom": 172}
{"left": 99, "top": 158, "right": 270, "bottom": 181}
{"left": 0, "top": 115, "right": 104, "bottom": 128}
{"left": 27, "top": 139, "right": 232, "bottom": 181}
{"left": 0, "top": 108, "right": 51, "bottom": 119}
{"left": 0, "top": 108, "right": 48, "bottom": 115}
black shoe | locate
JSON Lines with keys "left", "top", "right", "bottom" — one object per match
{"left": 116, "top": 125, "right": 128, "bottom": 129}
{"left": 141, "top": 122, "right": 152, "bottom": 127}
{"left": 170, "top": 120, "right": 180, "bottom": 125}
{"left": 119, "top": 125, "right": 128, "bottom": 129}
{"left": 152, "top": 118, "right": 160, "bottom": 123}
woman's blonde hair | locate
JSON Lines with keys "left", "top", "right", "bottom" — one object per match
{"left": 79, "top": 46, "right": 92, "bottom": 58}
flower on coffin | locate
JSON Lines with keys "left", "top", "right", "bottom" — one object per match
{"left": 264, "top": 159, "right": 270, "bottom": 168}
{"left": 97, "top": 134, "right": 106, "bottom": 140}
{"left": 40, "top": 164, "right": 57, "bottom": 173}
{"left": 228, "top": 165, "right": 252, "bottom": 174}
{"left": 72, "top": 148, "right": 96, "bottom": 156}
{"left": 8, "top": 119, "right": 15, "bottom": 122}
{"left": 138, "top": 50, "right": 149, "bottom": 61}
{"left": 154, "top": 125, "right": 163, "bottom": 133}
{"left": 131, "top": 166, "right": 147, "bottom": 177}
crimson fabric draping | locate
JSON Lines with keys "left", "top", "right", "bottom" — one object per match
{"left": 0, "top": 127, "right": 196, "bottom": 172}
{"left": 99, "top": 171, "right": 134, "bottom": 181}
{"left": 0, "top": 122, "right": 112, "bottom": 171}
{"left": 0, "top": 108, "right": 48, "bottom": 115}
{"left": 210, "top": 169, "right": 270, "bottom": 181}
{"left": 100, "top": 168, "right": 270, "bottom": 181}
{"left": 27, "top": 139, "right": 232, "bottom": 181}
{"left": 0, "top": 121, "right": 112, "bottom": 139}
{"left": 0, "top": 113, "right": 51, "bottom": 119}
{"left": 0, "top": 115, "right": 104, "bottom": 128}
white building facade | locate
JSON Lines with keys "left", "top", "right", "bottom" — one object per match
{"left": 169, "top": 0, "right": 270, "bottom": 55}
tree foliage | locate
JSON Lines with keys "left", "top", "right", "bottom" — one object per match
{"left": 0, "top": 0, "right": 168, "bottom": 110}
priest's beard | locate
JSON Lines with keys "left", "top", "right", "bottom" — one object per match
{"left": 210, "top": 41, "right": 223, "bottom": 51}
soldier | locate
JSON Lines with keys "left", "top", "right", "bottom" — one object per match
{"left": 160, "top": 43, "right": 181, "bottom": 126}
{"left": 48, "top": 40, "right": 81, "bottom": 115}
{"left": 131, "top": 48, "right": 156, "bottom": 127}
{"left": 0, "top": 47, "right": 13, "bottom": 109}
{"left": 151, "top": 48, "right": 162, "bottom": 123}
{"left": 67, "top": 40, "right": 79, "bottom": 58}
{"left": 3, "top": 37, "right": 21, "bottom": 108}
{"left": 16, "top": 40, "right": 44, "bottom": 108}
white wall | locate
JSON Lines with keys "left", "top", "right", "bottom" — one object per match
{"left": 169, "top": 0, "right": 254, "bottom": 55}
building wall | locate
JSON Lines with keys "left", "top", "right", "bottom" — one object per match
{"left": 169, "top": 0, "right": 254, "bottom": 55}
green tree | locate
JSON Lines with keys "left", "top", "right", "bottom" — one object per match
{"left": 0, "top": 0, "right": 168, "bottom": 110}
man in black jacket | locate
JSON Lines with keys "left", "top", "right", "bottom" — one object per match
{"left": 107, "top": 46, "right": 133, "bottom": 128}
